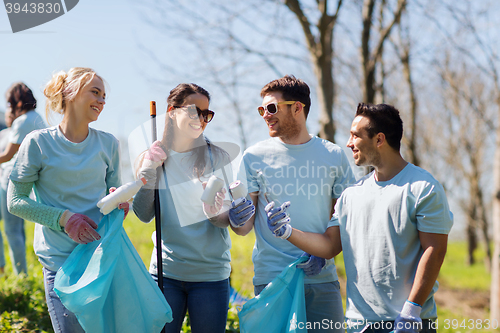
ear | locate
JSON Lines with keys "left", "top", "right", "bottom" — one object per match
{"left": 293, "top": 102, "right": 304, "bottom": 118}
{"left": 167, "top": 106, "right": 175, "bottom": 118}
{"left": 375, "top": 132, "right": 386, "bottom": 147}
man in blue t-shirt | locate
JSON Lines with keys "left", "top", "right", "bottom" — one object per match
{"left": 230, "top": 75, "right": 355, "bottom": 332}
{"left": 286, "top": 103, "right": 453, "bottom": 333}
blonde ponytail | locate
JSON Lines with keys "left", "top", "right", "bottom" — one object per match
{"left": 43, "top": 67, "right": 101, "bottom": 122}
{"left": 43, "top": 70, "right": 67, "bottom": 119}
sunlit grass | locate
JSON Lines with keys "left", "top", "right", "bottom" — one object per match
{"left": 438, "top": 242, "right": 491, "bottom": 291}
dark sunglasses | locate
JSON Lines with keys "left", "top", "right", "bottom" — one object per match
{"left": 257, "top": 101, "right": 305, "bottom": 116}
{"left": 174, "top": 104, "right": 215, "bottom": 123}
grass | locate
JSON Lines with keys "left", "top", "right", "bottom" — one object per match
{"left": 438, "top": 242, "right": 491, "bottom": 291}
{"left": 0, "top": 214, "right": 496, "bottom": 332}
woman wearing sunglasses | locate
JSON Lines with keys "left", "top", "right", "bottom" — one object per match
{"left": 133, "top": 83, "right": 236, "bottom": 333}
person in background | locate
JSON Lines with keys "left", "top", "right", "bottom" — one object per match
{"left": 233, "top": 75, "right": 355, "bottom": 332}
{"left": 0, "top": 109, "right": 12, "bottom": 275}
{"left": 286, "top": 103, "right": 453, "bottom": 333}
{"left": 8, "top": 68, "right": 125, "bottom": 333}
{"left": 0, "top": 82, "right": 45, "bottom": 275}
{"left": 133, "top": 83, "right": 248, "bottom": 333}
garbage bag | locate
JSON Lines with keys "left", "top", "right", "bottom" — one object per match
{"left": 239, "top": 256, "right": 308, "bottom": 333}
{"left": 54, "top": 209, "right": 172, "bottom": 333}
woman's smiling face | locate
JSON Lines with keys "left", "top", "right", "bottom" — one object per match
{"left": 69, "top": 75, "right": 106, "bottom": 123}
{"left": 171, "top": 93, "right": 210, "bottom": 140}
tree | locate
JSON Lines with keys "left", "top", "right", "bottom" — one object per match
{"left": 360, "top": 0, "right": 406, "bottom": 104}
{"left": 284, "top": 0, "right": 343, "bottom": 141}
{"left": 393, "top": 12, "right": 419, "bottom": 166}
{"left": 139, "top": 0, "right": 348, "bottom": 144}
{"left": 436, "top": 57, "right": 493, "bottom": 267}
{"left": 418, "top": 0, "right": 500, "bottom": 319}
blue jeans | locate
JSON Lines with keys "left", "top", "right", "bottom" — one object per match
{"left": 0, "top": 186, "right": 27, "bottom": 274}
{"left": 43, "top": 268, "right": 85, "bottom": 333}
{"left": 153, "top": 275, "right": 230, "bottom": 333}
{"left": 255, "top": 281, "right": 344, "bottom": 333}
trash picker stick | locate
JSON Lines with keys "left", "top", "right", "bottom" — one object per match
{"left": 150, "top": 101, "right": 164, "bottom": 296}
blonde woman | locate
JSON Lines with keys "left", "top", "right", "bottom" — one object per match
{"left": 7, "top": 67, "right": 124, "bottom": 333}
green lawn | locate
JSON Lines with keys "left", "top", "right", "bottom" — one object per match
{"left": 0, "top": 214, "right": 497, "bottom": 332}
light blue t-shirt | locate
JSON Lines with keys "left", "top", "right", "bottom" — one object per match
{"left": 238, "top": 135, "right": 355, "bottom": 286}
{"left": 328, "top": 163, "right": 453, "bottom": 322}
{"left": 10, "top": 126, "right": 122, "bottom": 271}
{"left": 149, "top": 148, "right": 233, "bottom": 282}
{"left": 1, "top": 110, "right": 46, "bottom": 189}
{"left": 0, "top": 128, "right": 11, "bottom": 182}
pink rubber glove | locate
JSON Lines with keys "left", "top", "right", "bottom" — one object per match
{"left": 109, "top": 187, "right": 130, "bottom": 218}
{"left": 138, "top": 140, "right": 167, "bottom": 188}
{"left": 64, "top": 213, "right": 101, "bottom": 244}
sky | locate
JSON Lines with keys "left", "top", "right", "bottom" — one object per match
{"left": 0, "top": 0, "right": 326, "bottom": 180}
{"left": 0, "top": 1, "right": 170, "bottom": 136}
{"left": 1, "top": 1, "right": 223, "bottom": 177}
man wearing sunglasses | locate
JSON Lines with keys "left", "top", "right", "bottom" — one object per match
{"left": 233, "top": 75, "right": 355, "bottom": 332}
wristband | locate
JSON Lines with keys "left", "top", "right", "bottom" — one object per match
{"left": 59, "top": 210, "right": 74, "bottom": 228}
{"left": 401, "top": 300, "right": 422, "bottom": 318}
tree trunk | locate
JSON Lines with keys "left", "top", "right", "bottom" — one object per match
{"left": 401, "top": 44, "right": 420, "bottom": 166}
{"left": 361, "top": 0, "right": 376, "bottom": 103}
{"left": 315, "top": 59, "right": 336, "bottom": 142}
{"left": 361, "top": 0, "right": 406, "bottom": 104}
{"left": 492, "top": 129, "right": 500, "bottom": 321}
{"left": 285, "top": 0, "right": 342, "bottom": 143}
{"left": 467, "top": 216, "right": 477, "bottom": 265}
{"left": 478, "top": 189, "right": 492, "bottom": 271}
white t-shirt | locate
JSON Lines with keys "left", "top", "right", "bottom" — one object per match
{"left": 239, "top": 135, "right": 355, "bottom": 285}
{"left": 1, "top": 110, "right": 45, "bottom": 189}
{"left": 10, "top": 126, "right": 121, "bottom": 271}
{"left": 329, "top": 163, "right": 453, "bottom": 322}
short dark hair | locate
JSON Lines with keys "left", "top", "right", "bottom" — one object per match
{"left": 355, "top": 103, "right": 403, "bottom": 151}
{"left": 260, "top": 75, "right": 311, "bottom": 119}
{"left": 6, "top": 82, "right": 37, "bottom": 112}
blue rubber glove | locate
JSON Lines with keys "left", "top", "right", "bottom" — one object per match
{"left": 265, "top": 201, "right": 292, "bottom": 239}
{"left": 296, "top": 253, "right": 326, "bottom": 276}
{"left": 394, "top": 300, "right": 423, "bottom": 333}
{"left": 228, "top": 197, "right": 255, "bottom": 228}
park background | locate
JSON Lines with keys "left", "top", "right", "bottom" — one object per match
{"left": 1, "top": 0, "right": 499, "bottom": 332}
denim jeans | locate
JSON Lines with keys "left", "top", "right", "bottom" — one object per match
{"left": 153, "top": 275, "right": 230, "bottom": 333}
{"left": 43, "top": 268, "right": 85, "bottom": 333}
{"left": 0, "top": 186, "right": 27, "bottom": 274}
{"left": 255, "top": 281, "right": 344, "bottom": 333}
